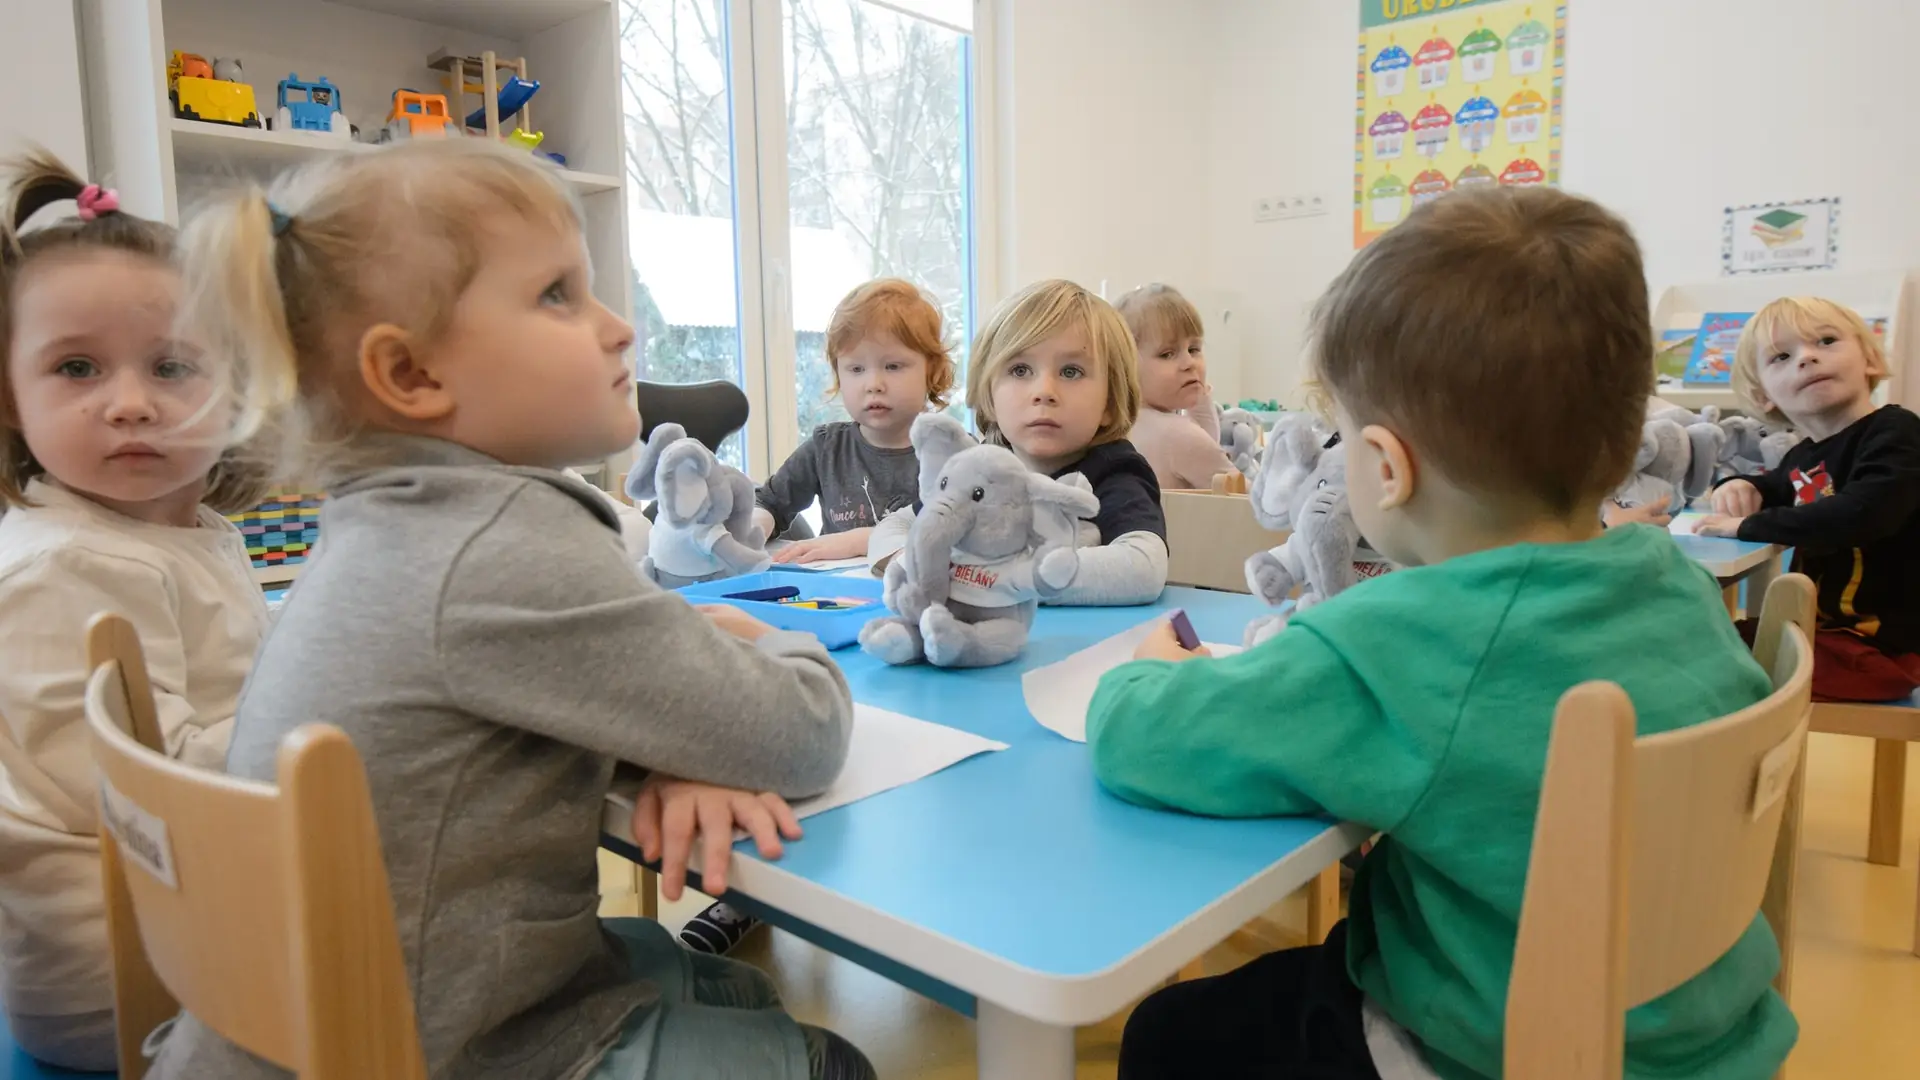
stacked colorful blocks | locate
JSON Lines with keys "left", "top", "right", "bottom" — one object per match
{"left": 227, "top": 492, "right": 325, "bottom": 572}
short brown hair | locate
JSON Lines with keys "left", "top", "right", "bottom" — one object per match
{"left": 0, "top": 148, "right": 267, "bottom": 512}
{"left": 1733, "top": 296, "right": 1885, "bottom": 426}
{"left": 824, "top": 278, "right": 955, "bottom": 408}
{"left": 967, "top": 279, "right": 1141, "bottom": 448}
{"left": 1113, "top": 283, "right": 1204, "bottom": 351}
{"left": 1310, "top": 187, "right": 1651, "bottom": 515}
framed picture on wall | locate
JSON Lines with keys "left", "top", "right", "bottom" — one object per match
{"left": 1722, "top": 198, "right": 1841, "bottom": 275}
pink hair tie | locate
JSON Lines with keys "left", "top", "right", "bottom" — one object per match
{"left": 75, "top": 184, "right": 120, "bottom": 221}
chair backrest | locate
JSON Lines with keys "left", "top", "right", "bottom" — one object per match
{"left": 85, "top": 660, "right": 426, "bottom": 1080}
{"left": 1505, "top": 573, "right": 1815, "bottom": 1080}
{"left": 635, "top": 378, "right": 750, "bottom": 454}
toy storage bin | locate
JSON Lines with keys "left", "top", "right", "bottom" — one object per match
{"left": 675, "top": 570, "right": 885, "bottom": 649}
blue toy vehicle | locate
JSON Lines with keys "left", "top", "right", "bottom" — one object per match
{"left": 276, "top": 74, "right": 348, "bottom": 137}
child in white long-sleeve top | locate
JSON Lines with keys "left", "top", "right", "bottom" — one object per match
{"left": 153, "top": 138, "right": 871, "bottom": 1080}
{"left": 1113, "top": 283, "right": 1235, "bottom": 491}
{"left": 871, "top": 278, "right": 1168, "bottom": 604}
{"left": 0, "top": 151, "right": 269, "bottom": 1072}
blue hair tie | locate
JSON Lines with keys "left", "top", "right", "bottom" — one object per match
{"left": 268, "top": 203, "right": 294, "bottom": 238}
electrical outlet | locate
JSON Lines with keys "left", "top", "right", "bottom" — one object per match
{"left": 1257, "top": 193, "right": 1332, "bottom": 223}
{"left": 1253, "top": 197, "right": 1279, "bottom": 222}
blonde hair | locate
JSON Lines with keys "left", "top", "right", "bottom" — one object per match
{"left": 966, "top": 279, "right": 1141, "bottom": 449}
{"left": 1112, "top": 283, "right": 1204, "bottom": 352}
{"left": 0, "top": 147, "right": 267, "bottom": 511}
{"left": 825, "top": 278, "right": 955, "bottom": 407}
{"left": 179, "top": 138, "right": 583, "bottom": 483}
{"left": 1733, "top": 297, "right": 1886, "bottom": 426}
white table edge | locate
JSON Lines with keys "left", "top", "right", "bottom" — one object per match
{"left": 1698, "top": 542, "right": 1783, "bottom": 580}
{"left": 602, "top": 800, "right": 1370, "bottom": 1027}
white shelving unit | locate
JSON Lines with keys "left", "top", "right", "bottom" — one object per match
{"left": 1653, "top": 270, "right": 1920, "bottom": 413}
{"left": 75, "top": 0, "right": 630, "bottom": 313}
{"left": 76, "top": 0, "right": 634, "bottom": 588}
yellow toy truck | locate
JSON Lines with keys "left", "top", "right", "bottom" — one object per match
{"left": 168, "top": 50, "right": 261, "bottom": 128}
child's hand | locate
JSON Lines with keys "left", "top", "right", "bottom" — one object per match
{"left": 1602, "top": 501, "right": 1671, "bottom": 528}
{"left": 770, "top": 528, "right": 870, "bottom": 565}
{"left": 696, "top": 604, "right": 775, "bottom": 642}
{"left": 1691, "top": 513, "right": 1745, "bottom": 538}
{"left": 630, "top": 775, "right": 803, "bottom": 900}
{"left": 1713, "top": 479, "right": 1762, "bottom": 518}
{"left": 1133, "top": 620, "right": 1212, "bottom": 663}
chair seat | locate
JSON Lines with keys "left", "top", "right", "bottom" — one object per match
{"left": 0, "top": 1012, "right": 116, "bottom": 1079}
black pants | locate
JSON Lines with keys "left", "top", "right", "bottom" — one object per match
{"left": 1118, "top": 921, "right": 1383, "bottom": 1080}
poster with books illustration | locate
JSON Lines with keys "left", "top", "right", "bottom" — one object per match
{"left": 1721, "top": 198, "right": 1840, "bottom": 275}
{"left": 1355, "top": 0, "right": 1566, "bottom": 248}
{"left": 1684, "top": 313, "right": 1753, "bottom": 387}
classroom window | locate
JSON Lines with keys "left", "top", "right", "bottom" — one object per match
{"left": 620, "top": 0, "right": 986, "bottom": 477}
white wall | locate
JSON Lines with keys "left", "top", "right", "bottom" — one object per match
{"left": 992, "top": 0, "right": 1226, "bottom": 384}
{"left": 2, "top": 1, "right": 90, "bottom": 174}
{"left": 1203, "top": 0, "right": 1920, "bottom": 403}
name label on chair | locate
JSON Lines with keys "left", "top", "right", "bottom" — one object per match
{"left": 1751, "top": 715, "right": 1810, "bottom": 822}
{"left": 99, "top": 778, "right": 178, "bottom": 889}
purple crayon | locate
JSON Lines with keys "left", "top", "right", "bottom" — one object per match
{"left": 1167, "top": 609, "right": 1201, "bottom": 651}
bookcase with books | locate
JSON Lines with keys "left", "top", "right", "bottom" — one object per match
{"left": 1652, "top": 270, "right": 1919, "bottom": 414}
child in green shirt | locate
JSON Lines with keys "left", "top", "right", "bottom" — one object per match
{"left": 1087, "top": 188, "right": 1797, "bottom": 1080}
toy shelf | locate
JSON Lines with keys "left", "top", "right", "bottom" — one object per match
{"left": 78, "top": 0, "right": 630, "bottom": 327}
{"left": 1652, "top": 269, "right": 1920, "bottom": 413}
{"left": 169, "top": 118, "right": 620, "bottom": 193}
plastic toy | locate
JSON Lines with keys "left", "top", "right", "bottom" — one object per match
{"left": 168, "top": 50, "right": 260, "bottom": 128}
{"left": 429, "top": 49, "right": 540, "bottom": 138}
{"left": 384, "top": 90, "right": 456, "bottom": 141}
{"left": 277, "top": 74, "right": 349, "bottom": 138}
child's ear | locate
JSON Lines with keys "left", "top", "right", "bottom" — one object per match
{"left": 1360, "top": 424, "right": 1417, "bottom": 511}
{"left": 357, "top": 323, "right": 453, "bottom": 422}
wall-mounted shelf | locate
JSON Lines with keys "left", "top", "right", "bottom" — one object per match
{"left": 169, "top": 118, "right": 619, "bottom": 193}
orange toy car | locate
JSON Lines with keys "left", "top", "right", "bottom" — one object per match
{"left": 384, "top": 90, "right": 456, "bottom": 140}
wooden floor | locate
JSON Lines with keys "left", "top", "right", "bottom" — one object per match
{"left": 599, "top": 733, "right": 1920, "bottom": 1078}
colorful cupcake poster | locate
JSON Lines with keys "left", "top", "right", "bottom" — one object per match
{"left": 1410, "top": 168, "right": 1452, "bottom": 208}
{"left": 1415, "top": 33, "right": 1456, "bottom": 90}
{"left": 1355, "top": 0, "right": 1565, "bottom": 248}
{"left": 1504, "top": 86, "right": 1548, "bottom": 145}
{"left": 1413, "top": 101, "right": 1454, "bottom": 158}
{"left": 1369, "top": 172, "right": 1408, "bottom": 226}
{"left": 1371, "top": 42, "right": 1412, "bottom": 97}
{"left": 1456, "top": 94, "right": 1500, "bottom": 153}
{"left": 1499, "top": 158, "right": 1545, "bottom": 186}
{"left": 1459, "top": 23, "right": 1502, "bottom": 82}
{"left": 1455, "top": 162, "right": 1498, "bottom": 190}
{"left": 1370, "top": 111, "right": 1410, "bottom": 160}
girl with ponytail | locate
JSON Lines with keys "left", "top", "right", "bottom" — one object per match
{"left": 0, "top": 149, "right": 269, "bottom": 1071}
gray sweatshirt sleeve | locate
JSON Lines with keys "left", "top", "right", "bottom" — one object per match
{"left": 756, "top": 434, "right": 825, "bottom": 536}
{"left": 1045, "top": 531, "right": 1169, "bottom": 606}
{"left": 435, "top": 483, "right": 853, "bottom": 798}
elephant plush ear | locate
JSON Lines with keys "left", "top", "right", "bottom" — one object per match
{"left": 910, "top": 413, "right": 977, "bottom": 505}
{"left": 1027, "top": 471, "right": 1099, "bottom": 548}
{"left": 1683, "top": 423, "right": 1724, "bottom": 498}
{"left": 661, "top": 441, "right": 715, "bottom": 522}
{"left": 625, "top": 422, "right": 688, "bottom": 504}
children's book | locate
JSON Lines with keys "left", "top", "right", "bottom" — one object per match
{"left": 1683, "top": 313, "right": 1752, "bottom": 387}
{"left": 1655, "top": 329, "right": 1697, "bottom": 386}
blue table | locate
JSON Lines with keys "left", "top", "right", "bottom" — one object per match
{"left": 1666, "top": 517, "right": 1786, "bottom": 617}
{"left": 601, "top": 586, "right": 1367, "bottom": 1079}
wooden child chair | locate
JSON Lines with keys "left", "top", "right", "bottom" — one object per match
{"left": 83, "top": 615, "right": 426, "bottom": 1080}
{"left": 1505, "top": 574, "right": 1815, "bottom": 1079}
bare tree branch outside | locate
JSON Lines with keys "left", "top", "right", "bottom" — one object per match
{"left": 620, "top": 0, "right": 970, "bottom": 466}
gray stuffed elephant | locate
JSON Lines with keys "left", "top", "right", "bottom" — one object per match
{"left": 1242, "top": 414, "right": 1392, "bottom": 647}
{"left": 624, "top": 423, "right": 770, "bottom": 587}
{"left": 1218, "top": 407, "right": 1264, "bottom": 477}
{"left": 1610, "top": 418, "right": 1723, "bottom": 516}
{"left": 859, "top": 414, "right": 1100, "bottom": 668}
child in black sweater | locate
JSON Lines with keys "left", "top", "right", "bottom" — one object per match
{"left": 1695, "top": 297, "right": 1920, "bottom": 700}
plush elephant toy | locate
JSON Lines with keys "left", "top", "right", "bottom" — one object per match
{"left": 1716, "top": 415, "right": 1800, "bottom": 480}
{"left": 1610, "top": 418, "right": 1723, "bottom": 516}
{"left": 624, "top": 422, "right": 770, "bottom": 587}
{"left": 1242, "top": 414, "right": 1392, "bottom": 647}
{"left": 859, "top": 414, "right": 1100, "bottom": 668}
{"left": 1218, "top": 407, "right": 1264, "bottom": 477}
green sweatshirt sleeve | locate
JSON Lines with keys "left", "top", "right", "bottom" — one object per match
{"left": 1086, "top": 624, "right": 1442, "bottom": 828}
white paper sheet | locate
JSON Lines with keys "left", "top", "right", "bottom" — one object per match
{"left": 1022, "top": 616, "right": 1240, "bottom": 742}
{"left": 792, "top": 556, "right": 873, "bottom": 572}
{"left": 1669, "top": 512, "right": 1706, "bottom": 537}
{"left": 605, "top": 704, "right": 1006, "bottom": 838}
